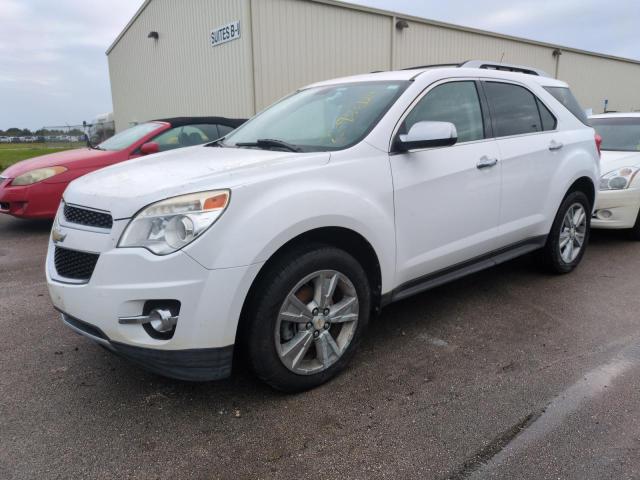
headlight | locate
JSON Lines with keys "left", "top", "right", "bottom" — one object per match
{"left": 12, "top": 166, "right": 68, "bottom": 186}
{"left": 599, "top": 167, "right": 640, "bottom": 191}
{"left": 118, "top": 190, "right": 230, "bottom": 255}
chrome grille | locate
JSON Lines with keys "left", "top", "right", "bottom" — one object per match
{"left": 64, "top": 204, "right": 113, "bottom": 229}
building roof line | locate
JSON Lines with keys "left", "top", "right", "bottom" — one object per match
{"left": 318, "top": 0, "right": 640, "bottom": 66}
{"left": 106, "top": 0, "right": 152, "bottom": 55}
{"left": 106, "top": 0, "right": 640, "bottom": 67}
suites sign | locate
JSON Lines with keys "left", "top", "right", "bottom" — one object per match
{"left": 211, "top": 21, "right": 241, "bottom": 47}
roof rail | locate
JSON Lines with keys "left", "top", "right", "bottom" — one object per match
{"left": 396, "top": 60, "right": 549, "bottom": 77}
{"left": 401, "top": 63, "right": 462, "bottom": 71}
{"left": 460, "top": 60, "right": 549, "bottom": 77}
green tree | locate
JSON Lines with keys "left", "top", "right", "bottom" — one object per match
{"left": 4, "top": 128, "right": 24, "bottom": 136}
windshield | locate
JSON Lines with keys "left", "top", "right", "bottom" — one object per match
{"left": 223, "top": 81, "right": 409, "bottom": 152}
{"left": 591, "top": 117, "right": 640, "bottom": 152}
{"left": 97, "top": 122, "right": 162, "bottom": 151}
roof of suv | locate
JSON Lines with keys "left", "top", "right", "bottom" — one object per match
{"left": 307, "top": 61, "right": 568, "bottom": 89}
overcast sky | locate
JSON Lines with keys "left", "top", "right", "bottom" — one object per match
{"left": 1, "top": 0, "right": 639, "bottom": 130}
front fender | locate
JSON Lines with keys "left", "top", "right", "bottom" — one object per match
{"left": 184, "top": 159, "right": 396, "bottom": 293}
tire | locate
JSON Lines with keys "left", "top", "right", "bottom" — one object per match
{"left": 243, "top": 245, "right": 371, "bottom": 392}
{"left": 538, "top": 190, "right": 591, "bottom": 274}
{"left": 630, "top": 209, "right": 640, "bottom": 240}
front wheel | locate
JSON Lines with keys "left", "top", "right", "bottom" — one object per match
{"left": 243, "top": 246, "right": 371, "bottom": 392}
{"left": 630, "top": 209, "right": 640, "bottom": 240}
{"left": 538, "top": 190, "right": 591, "bottom": 274}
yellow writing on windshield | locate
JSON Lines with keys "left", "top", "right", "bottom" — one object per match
{"left": 331, "top": 91, "right": 377, "bottom": 144}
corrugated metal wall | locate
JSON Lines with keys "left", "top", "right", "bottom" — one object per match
{"left": 559, "top": 51, "right": 640, "bottom": 113}
{"left": 108, "top": 0, "right": 254, "bottom": 130}
{"left": 250, "top": 0, "right": 391, "bottom": 110}
{"left": 108, "top": 0, "right": 640, "bottom": 130}
{"left": 393, "top": 21, "right": 556, "bottom": 74}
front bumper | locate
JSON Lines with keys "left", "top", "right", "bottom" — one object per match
{"left": 592, "top": 188, "right": 640, "bottom": 229}
{"left": 60, "top": 312, "right": 234, "bottom": 381}
{"left": 46, "top": 210, "right": 262, "bottom": 381}
{"left": 0, "top": 177, "right": 66, "bottom": 219}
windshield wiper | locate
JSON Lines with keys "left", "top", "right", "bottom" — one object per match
{"left": 235, "top": 138, "right": 302, "bottom": 152}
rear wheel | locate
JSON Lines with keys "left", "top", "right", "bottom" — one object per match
{"left": 539, "top": 190, "right": 591, "bottom": 273}
{"left": 244, "top": 246, "right": 370, "bottom": 392}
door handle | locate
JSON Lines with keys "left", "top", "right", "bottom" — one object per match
{"left": 476, "top": 156, "right": 498, "bottom": 169}
{"left": 549, "top": 140, "right": 564, "bottom": 151}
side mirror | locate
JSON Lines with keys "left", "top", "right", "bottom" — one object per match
{"left": 140, "top": 142, "right": 160, "bottom": 155}
{"left": 395, "top": 121, "right": 458, "bottom": 152}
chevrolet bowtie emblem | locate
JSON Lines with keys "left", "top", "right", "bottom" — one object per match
{"left": 51, "top": 227, "right": 67, "bottom": 244}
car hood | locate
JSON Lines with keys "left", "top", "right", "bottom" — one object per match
{"left": 64, "top": 145, "right": 330, "bottom": 219}
{"left": 599, "top": 150, "right": 640, "bottom": 173}
{"left": 0, "top": 148, "right": 116, "bottom": 178}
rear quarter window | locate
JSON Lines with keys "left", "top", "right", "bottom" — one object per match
{"left": 537, "top": 99, "right": 557, "bottom": 131}
{"left": 544, "top": 86, "right": 589, "bottom": 125}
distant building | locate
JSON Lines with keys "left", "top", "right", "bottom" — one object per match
{"left": 106, "top": 0, "right": 640, "bottom": 131}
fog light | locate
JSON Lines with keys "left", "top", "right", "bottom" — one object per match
{"left": 148, "top": 308, "right": 177, "bottom": 332}
{"left": 597, "top": 209, "right": 613, "bottom": 219}
{"left": 118, "top": 307, "right": 178, "bottom": 331}
{"left": 118, "top": 301, "right": 180, "bottom": 340}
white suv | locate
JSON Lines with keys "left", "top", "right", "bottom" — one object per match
{"left": 47, "top": 61, "right": 600, "bottom": 391}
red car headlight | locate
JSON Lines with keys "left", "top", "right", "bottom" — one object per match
{"left": 11, "top": 166, "right": 68, "bottom": 186}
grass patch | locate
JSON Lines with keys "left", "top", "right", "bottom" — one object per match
{"left": 0, "top": 144, "right": 80, "bottom": 172}
{"left": 0, "top": 142, "right": 79, "bottom": 150}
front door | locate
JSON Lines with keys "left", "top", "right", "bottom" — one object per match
{"left": 391, "top": 80, "right": 502, "bottom": 287}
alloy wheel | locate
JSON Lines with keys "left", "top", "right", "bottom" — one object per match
{"left": 275, "top": 270, "right": 359, "bottom": 375}
{"left": 559, "top": 202, "right": 587, "bottom": 263}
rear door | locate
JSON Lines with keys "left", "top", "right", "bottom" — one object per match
{"left": 482, "top": 80, "right": 562, "bottom": 246}
{"left": 391, "top": 79, "right": 502, "bottom": 286}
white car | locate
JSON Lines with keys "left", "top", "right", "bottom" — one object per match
{"left": 590, "top": 113, "right": 640, "bottom": 238}
{"left": 46, "top": 61, "right": 600, "bottom": 391}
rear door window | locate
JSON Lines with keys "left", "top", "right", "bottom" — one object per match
{"left": 484, "top": 82, "right": 542, "bottom": 137}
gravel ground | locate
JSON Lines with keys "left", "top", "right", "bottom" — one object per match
{"left": 2, "top": 214, "right": 640, "bottom": 479}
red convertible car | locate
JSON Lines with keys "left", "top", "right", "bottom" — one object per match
{"left": 0, "top": 117, "right": 245, "bottom": 219}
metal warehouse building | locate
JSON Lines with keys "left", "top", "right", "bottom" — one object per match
{"left": 107, "top": 0, "right": 640, "bottom": 131}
